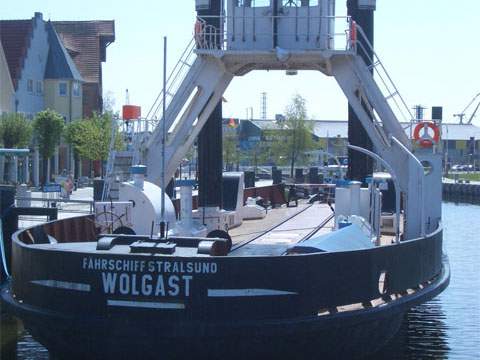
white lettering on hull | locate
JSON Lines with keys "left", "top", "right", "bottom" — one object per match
{"left": 82, "top": 257, "right": 217, "bottom": 274}
{"left": 101, "top": 272, "right": 194, "bottom": 297}
{"left": 107, "top": 299, "right": 185, "bottom": 309}
{"left": 82, "top": 256, "right": 216, "bottom": 300}
{"left": 31, "top": 280, "right": 91, "bottom": 292}
{"left": 207, "top": 289, "right": 298, "bottom": 297}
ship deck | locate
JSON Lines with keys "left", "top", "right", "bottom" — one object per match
{"left": 21, "top": 199, "right": 396, "bottom": 256}
{"left": 230, "top": 202, "right": 334, "bottom": 256}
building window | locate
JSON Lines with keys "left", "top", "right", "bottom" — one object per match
{"left": 59, "top": 82, "right": 67, "bottom": 96}
{"left": 72, "top": 82, "right": 81, "bottom": 97}
{"left": 36, "top": 80, "right": 43, "bottom": 95}
{"left": 27, "top": 79, "right": 33, "bottom": 93}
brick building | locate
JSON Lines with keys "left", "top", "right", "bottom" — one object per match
{"left": 0, "top": 13, "right": 115, "bottom": 184}
{"left": 52, "top": 20, "right": 115, "bottom": 117}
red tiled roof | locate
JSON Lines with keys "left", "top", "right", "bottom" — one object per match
{"left": 0, "top": 19, "right": 33, "bottom": 89}
{"left": 52, "top": 21, "right": 115, "bottom": 84}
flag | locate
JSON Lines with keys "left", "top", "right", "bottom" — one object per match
{"left": 228, "top": 118, "right": 238, "bottom": 128}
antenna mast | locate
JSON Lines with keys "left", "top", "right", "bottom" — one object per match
{"left": 261, "top": 92, "right": 267, "bottom": 120}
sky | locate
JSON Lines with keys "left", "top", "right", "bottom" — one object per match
{"left": 2, "top": 1, "right": 479, "bottom": 124}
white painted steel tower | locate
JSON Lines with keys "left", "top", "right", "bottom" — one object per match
{"left": 131, "top": 0, "right": 441, "bottom": 240}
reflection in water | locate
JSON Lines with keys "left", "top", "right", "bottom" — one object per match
{"left": 5, "top": 300, "right": 452, "bottom": 360}
{"left": 15, "top": 333, "right": 49, "bottom": 360}
{"left": 3, "top": 202, "right": 480, "bottom": 359}
{"left": 374, "top": 298, "right": 450, "bottom": 359}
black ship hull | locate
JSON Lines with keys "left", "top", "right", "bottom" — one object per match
{"left": 0, "top": 215, "right": 449, "bottom": 359}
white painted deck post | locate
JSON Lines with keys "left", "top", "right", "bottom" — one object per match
{"left": 11, "top": 156, "right": 18, "bottom": 184}
{"left": 54, "top": 148, "right": 59, "bottom": 176}
{"left": 0, "top": 156, "right": 5, "bottom": 183}
{"left": 69, "top": 146, "right": 75, "bottom": 178}
{"left": 24, "top": 156, "right": 29, "bottom": 184}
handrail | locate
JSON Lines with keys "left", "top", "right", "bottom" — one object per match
{"left": 144, "top": 37, "right": 197, "bottom": 122}
{"left": 102, "top": 117, "right": 118, "bottom": 200}
{"left": 0, "top": 219, "right": 10, "bottom": 279}
{"left": 354, "top": 24, "right": 415, "bottom": 126}
{"left": 197, "top": 15, "right": 354, "bottom": 51}
{"left": 390, "top": 135, "right": 426, "bottom": 238}
{"left": 348, "top": 144, "right": 401, "bottom": 244}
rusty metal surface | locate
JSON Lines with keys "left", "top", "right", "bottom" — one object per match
{"left": 41, "top": 215, "right": 97, "bottom": 243}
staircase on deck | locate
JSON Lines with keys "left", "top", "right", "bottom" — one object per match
{"left": 103, "top": 150, "right": 134, "bottom": 200}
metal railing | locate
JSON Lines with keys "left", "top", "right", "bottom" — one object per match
{"left": 15, "top": 197, "right": 94, "bottom": 214}
{"left": 353, "top": 24, "right": 416, "bottom": 134}
{"left": 144, "top": 38, "right": 198, "bottom": 123}
{"left": 195, "top": 15, "right": 353, "bottom": 52}
{"left": 127, "top": 13, "right": 413, "bottom": 167}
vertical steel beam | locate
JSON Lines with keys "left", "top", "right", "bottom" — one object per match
{"left": 347, "top": 0, "right": 375, "bottom": 182}
{"left": 197, "top": 0, "right": 224, "bottom": 208}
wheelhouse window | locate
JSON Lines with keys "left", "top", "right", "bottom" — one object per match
{"left": 283, "top": 0, "right": 316, "bottom": 6}
{"left": 27, "top": 79, "right": 33, "bottom": 93}
{"left": 236, "top": 0, "right": 271, "bottom": 7}
{"left": 72, "top": 82, "right": 81, "bottom": 97}
{"left": 252, "top": 0, "right": 271, "bottom": 6}
{"left": 59, "top": 82, "right": 67, "bottom": 96}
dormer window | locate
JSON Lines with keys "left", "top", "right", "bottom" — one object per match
{"left": 27, "top": 79, "right": 33, "bottom": 93}
{"left": 59, "top": 82, "right": 67, "bottom": 96}
{"left": 72, "top": 82, "right": 81, "bottom": 97}
{"left": 36, "top": 80, "right": 43, "bottom": 95}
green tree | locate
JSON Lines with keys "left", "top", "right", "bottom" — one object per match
{"left": 240, "top": 140, "right": 269, "bottom": 174}
{"left": 223, "top": 132, "right": 239, "bottom": 171}
{"left": 271, "top": 94, "right": 316, "bottom": 177}
{"left": 0, "top": 113, "right": 33, "bottom": 148}
{"left": 33, "top": 109, "right": 65, "bottom": 182}
{"left": 64, "top": 119, "right": 87, "bottom": 157}
{"left": 64, "top": 119, "right": 90, "bottom": 178}
{"left": 64, "top": 113, "right": 123, "bottom": 175}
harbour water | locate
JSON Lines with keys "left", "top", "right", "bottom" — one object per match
{"left": 1, "top": 201, "right": 479, "bottom": 359}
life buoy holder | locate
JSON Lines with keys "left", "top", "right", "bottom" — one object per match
{"left": 413, "top": 121, "right": 440, "bottom": 148}
{"left": 194, "top": 19, "right": 204, "bottom": 47}
{"left": 350, "top": 20, "right": 357, "bottom": 48}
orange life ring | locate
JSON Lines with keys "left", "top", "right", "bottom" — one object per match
{"left": 413, "top": 121, "right": 440, "bottom": 148}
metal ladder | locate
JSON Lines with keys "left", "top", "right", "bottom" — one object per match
{"left": 132, "top": 33, "right": 233, "bottom": 186}
{"left": 102, "top": 119, "right": 118, "bottom": 201}
{"left": 354, "top": 24, "right": 415, "bottom": 139}
{"left": 102, "top": 38, "right": 199, "bottom": 196}
{"left": 143, "top": 38, "right": 198, "bottom": 129}
{"left": 130, "top": 37, "right": 198, "bottom": 166}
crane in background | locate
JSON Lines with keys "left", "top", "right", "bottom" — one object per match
{"left": 454, "top": 92, "right": 480, "bottom": 124}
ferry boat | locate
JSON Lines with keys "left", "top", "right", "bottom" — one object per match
{"left": 1, "top": 1, "right": 449, "bottom": 359}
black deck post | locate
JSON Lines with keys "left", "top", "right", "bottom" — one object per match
{"left": 197, "top": 0, "right": 224, "bottom": 209}
{"left": 0, "top": 186, "right": 16, "bottom": 282}
{"left": 272, "top": 0, "right": 279, "bottom": 48}
{"left": 347, "top": 0, "right": 376, "bottom": 182}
